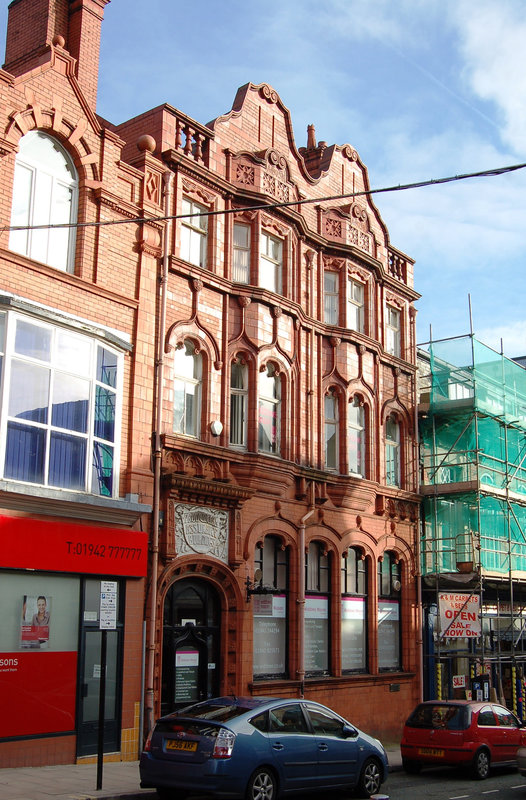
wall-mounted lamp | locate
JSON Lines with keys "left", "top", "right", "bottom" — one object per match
{"left": 210, "top": 420, "right": 223, "bottom": 436}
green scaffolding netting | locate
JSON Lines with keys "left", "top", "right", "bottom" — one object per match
{"left": 420, "top": 336, "right": 526, "bottom": 576}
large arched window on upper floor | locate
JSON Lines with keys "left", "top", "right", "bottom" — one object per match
{"left": 173, "top": 340, "right": 202, "bottom": 437}
{"left": 341, "top": 548, "right": 367, "bottom": 672}
{"left": 9, "top": 131, "right": 78, "bottom": 273}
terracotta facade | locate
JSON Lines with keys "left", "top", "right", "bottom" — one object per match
{"left": 0, "top": 0, "right": 421, "bottom": 767}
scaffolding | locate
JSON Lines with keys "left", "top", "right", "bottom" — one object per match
{"left": 418, "top": 334, "right": 526, "bottom": 712}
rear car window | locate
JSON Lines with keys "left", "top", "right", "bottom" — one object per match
{"left": 406, "top": 704, "right": 468, "bottom": 730}
{"left": 168, "top": 701, "right": 252, "bottom": 722}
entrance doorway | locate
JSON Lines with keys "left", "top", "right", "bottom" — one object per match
{"left": 162, "top": 578, "right": 220, "bottom": 715}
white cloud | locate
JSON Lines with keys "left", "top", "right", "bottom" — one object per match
{"left": 449, "top": 0, "right": 526, "bottom": 155}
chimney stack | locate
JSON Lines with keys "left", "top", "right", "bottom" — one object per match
{"left": 4, "top": 0, "right": 110, "bottom": 111}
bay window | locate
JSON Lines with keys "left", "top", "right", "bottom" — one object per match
{"left": 0, "top": 311, "right": 121, "bottom": 496}
{"left": 324, "top": 271, "right": 339, "bottom": 324}
{"left": 233, "top": 222, "right": 251, "bottom": 283}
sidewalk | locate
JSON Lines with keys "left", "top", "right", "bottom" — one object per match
{"left": 0, "top": 745, "right": 402, "bottom": 800}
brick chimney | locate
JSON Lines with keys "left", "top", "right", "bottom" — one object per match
{"left": 4, "top": 0, "right": 110, "bottom": 111}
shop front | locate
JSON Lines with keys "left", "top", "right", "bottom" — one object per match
{"left": 0, "top": 514, "right": 148, "bottom": 767}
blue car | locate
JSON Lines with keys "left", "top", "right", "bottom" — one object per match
{"left": 140, "top": 695, "right": 388, "bottom": 799}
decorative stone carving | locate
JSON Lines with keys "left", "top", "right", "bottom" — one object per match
{"left": 174, "top": 503, "right": 229, "bottom": 562}
{"left": 235, "top": 163, "right": 255, "bottom": 186}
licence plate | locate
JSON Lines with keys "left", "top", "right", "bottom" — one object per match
{"left": 165, "top": 739, "right": 198, "bottom": 752}
{"left": 417, "top": 747, "right": 444, "bottom": 757}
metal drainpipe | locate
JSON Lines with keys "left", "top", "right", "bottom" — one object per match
{"left": 146, "top": 170, "right": 174, "bottom": 734}
{"left": 298, "top": 481, "right": 315, "bottom": 698}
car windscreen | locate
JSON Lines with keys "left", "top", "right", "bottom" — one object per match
{"left": 406, "top": 704, "right": 469, "bottom": 731}
{"left": 169, "top": 701, "right": 252, "bottom": 722}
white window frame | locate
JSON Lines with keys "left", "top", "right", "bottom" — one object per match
{"left": 229, "top": 358, "right": 247, "bottom": 448}
{"left": 233, "top": 222, "right": 251, "bottom": 283}
{"left": 173, "top": 341, "right": 202, "bottom": 437}
{"left": 385, "top": 414, "right": 401, "bottom": 487}
{"left": 0, "top": 310, "right": 122, "bottom": 496}
{"left": 324, "top": 271, "right": 339, "bottom": 325}
{"left": 348, "top": 396, "right": 365, "bottom": 477}
{"left": 324, "top": 390, "right": 339, "bottom": 471}
{"left": 386, "top": 305, "right": 401, "bottom": 357}
{"left": 9, "top": 131, "right": 78, "bottom": 273}
{"left": 258, "top": 363, "right": 280, "bottom": 455}
{"left": 347, "top": 278, "right": 364, "bottom": 332}
{"left": 259, "top": 231, "right": 283, "bottom": 294}
{"left": 180, "top": 197, "right": 208, "bottom": 268}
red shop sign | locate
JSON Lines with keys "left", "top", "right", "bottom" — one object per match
{"left": 0, "top": 515, "right": 147, "bottom": 577}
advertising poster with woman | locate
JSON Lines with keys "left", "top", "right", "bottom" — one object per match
{"left": 20, "top": 595, "right": 52, "bottom": 649}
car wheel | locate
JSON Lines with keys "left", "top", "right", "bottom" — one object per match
{"left": 356, "top": 757, "right": 382, "bottom": 798}
{"left": 245, "top": 766, "right": 277, "bottom": 800}
{"left": 472, "top": 748, "right": 490, "bottom": 780}
{"left": 402, "top": 758, "right": 422, "bottom": 774}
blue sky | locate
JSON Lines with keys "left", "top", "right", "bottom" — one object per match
{"left": 3, "top": 0, "right": 526, "bottom": 355}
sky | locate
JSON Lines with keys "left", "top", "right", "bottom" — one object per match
{"left": 2, "top": 0, "right": 526, "bottom": 356}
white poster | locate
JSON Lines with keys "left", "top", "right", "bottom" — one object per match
{"left": 439, "top": 592, "right": 481, "bottom": 638}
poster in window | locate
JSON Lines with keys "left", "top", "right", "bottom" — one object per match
{"left": 378, "top": 599, "right": 400, "bottom": 669}
{"left": 175, "top": 649, "right": 199, "bottom": 703}
{"left": 20, "top": 594, "right": 52, "bottom": 649}
{"left": 341, "top": 596, "right": 366, "bottom": 670}
{"left": 253, "top": 594, "right": 286, "bottom": 676}
{"left": 304, "top": 595, "right": 328, "bottom": 673}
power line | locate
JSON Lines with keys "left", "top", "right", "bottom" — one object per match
{"left": 3, "top": 161, "right": 526, "bottom": 234}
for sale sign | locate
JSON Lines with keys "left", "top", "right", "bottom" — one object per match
{"left": 439, "top": 592, "right": 481, "bottom": 638}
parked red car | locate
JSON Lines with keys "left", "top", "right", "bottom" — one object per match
{"left": 401, "top": 700, "right": 526, "bottom": 779}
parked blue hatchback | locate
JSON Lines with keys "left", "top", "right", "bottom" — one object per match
{"left": 140, "top": 695, "right": 388, "bottom": 800}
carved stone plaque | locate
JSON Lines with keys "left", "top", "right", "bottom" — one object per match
{"left": 174, "top": 503, "right": 229, "bottom": 562}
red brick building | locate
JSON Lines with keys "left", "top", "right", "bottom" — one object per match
{"left": 0, "top": 0, "right": 421, "bottom": 767}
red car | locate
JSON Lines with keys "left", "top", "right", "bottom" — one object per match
{"left": 401, "top": 700, "right": 526, "bottom": 779}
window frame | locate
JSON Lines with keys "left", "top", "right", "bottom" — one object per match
{"left": 9, "top": 130, "right": 78, "bottom": 273}
{"left": 0, "top": 310, "right": 122, "bottom": 497}
{"left": 232, "top": 221, "right": 251, "bottom": 284}
{"left": 180, "top": 197, "right": 208, "bottom": 268}
{"left": 229, "top": 357, "right": 248, "bottom": 448}
{"left": 377, "top": 551, "right": 402, "bottom": 672}
{"left": 173, "top": 340, "right": 202, "bottom": 438}
{"left": 258, "top": 363, "right": 280, "bottom": 455}
{"left": 341, "top": 548, "right": 368, "bottom": 673}
{"left": 252, "top": 536, "right": 289, "bottom": 680}
{"left": 385, "top": 413, "right": 401, "bottom": 487}
{"left": 305, "top": 541, "right": 330, "bottom": 676}
{"left": 347, "top": 277, "right": 365, "bottom": 332}
{"left": 386, "top": 304, "right": 401, "bottom": 357}
{"left": 324, "top": 388, "right": 339, "bottom": 472}
{"left": 348, "top": 396, "right": 366, "bottom": 477}
{"left": 324, "top": 270, "right": 339, "bottom": 325}
{"left": 259, "top": 230, "right": 283, "bottom": 294}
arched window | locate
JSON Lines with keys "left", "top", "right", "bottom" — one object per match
{"left": 229, "top": 357, "right": 247, "bottom": 448}
{"left": 258, "top": 363, "right": 280, "bottom": 454}
{"left": 324, "top": 389, "right": 339, "bottom": 471}
{"left": 173, "top": 341, "right": 202, "bottom": 437}
{"left": 10, "top": 131, "right": 78, "bottom": 272}
{"left": 378, "top": 552, "right": 401, "bottom": 671}
{"left": 385, "top": 414, "right": 401, "bottom": 486}
{"left": 341, "top": 548, "right": 367, "bottom": 672}
{"left": 252, "top": 536, "right": 288, "bottom": 679}
{"left": 305, "top": 542, "right": 330, "bottom": 675}
{"left": 348, "top": 396, "right": 365, "bottom": 477}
